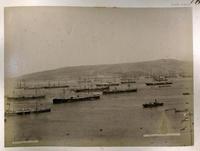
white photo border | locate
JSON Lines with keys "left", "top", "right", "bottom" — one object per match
{"left": 0, "top": 0, "right": 199, "bottom": 151}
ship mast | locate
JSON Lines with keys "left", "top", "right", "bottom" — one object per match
{"left": 36, "top": 100, "right": 38, "bottom": 112}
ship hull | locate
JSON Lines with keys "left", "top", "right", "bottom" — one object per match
{"left": 53, "top": 95, "right": 100, "bottom": 104}
{"left": 143, "top": 103, "right": 164, "bottom": 108}
{"left": 7, "top": 95, "right": 45, "bottom": 100}
{"left": 121, "top": 81, "right": 136, "bottom": 84}
{"left": 145, "top": 82, "right": 172, "bottom": 86}
{"left": 103, "top": 88, "right": 137, "bottom": 94}
{"left": 5, "top": 108, "right": 51, "bottom": 116}
{"left": 74, "top": 87, "right": 109, "bottom": 93}
{"left": 96, "top": 83, "right": 119, "bottom": 87}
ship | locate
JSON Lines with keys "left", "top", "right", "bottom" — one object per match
{"left": 165, "top": 108, "right": 188, "bottom": 113}
{"left": 120, "top": 79, "right": 136, "bottom": 84}
{"left": 96, "top": 82, "right": 120, "bottom": 87}
{"left": 43, "top": 84, "right": 69, "bottom": 89}
{"left": 23, "top": 84, "right": 69, "bottom": 89}
{"left": 5, "top": 108, "right": 51, "bottom": 115}
{"left": 5, "top": 101, "right": 51, "bottom": 116}
{"left": 53, "top": 93, "right": 100, "bottom": 104}
{"left": 7, "top": 95, "right": 45, "bottom": 100}
{"left": 73, "top": 86, "right": 109, "bottom": 93}
{"left": 16, "top": 80, "right": 69, "bottom": 89}
{"left": 7, "top": 88, "right": 46, "bottom": 100}
{"left": 103, "top": 88, "right": 137, "bottom": 94}
{"left": 146, "top": 75, "right": 172, "bottom": 86}
{"left": 145, "top": 81, "right": 172, "bottom": 86}
{"left": 143, "top": 99, "right": 164, "bottom": 108}
{"left": 153, "top": 75, "right": 168, "bottom": 81}
{"left": 121, "top": 81, "right": 136, "bottom": 84}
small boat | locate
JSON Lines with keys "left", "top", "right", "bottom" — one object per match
{"left": 182, "top": 92, "right": 190, "bottom": 95}
{"left": 143, "top": 99, "right": 164, "bottom": 108}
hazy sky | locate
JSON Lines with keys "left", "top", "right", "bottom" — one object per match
{"left": 5, "top": 7, "right": 192, "bottom": 77}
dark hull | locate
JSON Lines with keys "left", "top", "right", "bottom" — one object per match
{"left": 145, "top": 82, "right": 172, "bottom": 86}
{"left": 182, "top": 92, "right": 190, "bottom": 95}
{"left": 103, "top": 88, "right": 137, "bottom": 94}
{"left": 96, "top": 83, "right": 120, "bottom": 87}
{"left": 33, "top": 108, "right": 51, "bottom": 113}
{"left": 53, "top": 95, "right": 100, "bottom": 104}
{"left": 165, "top": 108, "right": 188, "bottom": 113}
{"left": 17, "top": 85, "right": 69, "bottom": 89}
{"left": 16, "top": 111, "right": 31, "bottom": 115}
{"left": 143, "top": 103, "right": 164, "bottom": 108}
{"left": 7, "top": 95, "right": 45, "bottom": 100}
{"left": 7, "top": 108, "right": 51, "bottom": 116}
{"left": 121, "top": 81, "right": 136, "bottom": 84}
{"left": 43, "top": 85, "right": 69, "bottom": 89}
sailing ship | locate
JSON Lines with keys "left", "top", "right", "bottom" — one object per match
{"left": 145, "top": 75, "right": 172, "bottom": 86}
{"left": 5, "top": 101, "right": 51, "bottom": 116}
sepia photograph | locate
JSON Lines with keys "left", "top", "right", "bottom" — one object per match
{"left": 4, "top": 6, "right": 193, "bottom": 147}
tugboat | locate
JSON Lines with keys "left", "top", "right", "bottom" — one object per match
{"left": 143, "top": 99, "right": 164, "bottom": 108}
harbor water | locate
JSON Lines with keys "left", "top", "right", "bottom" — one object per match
{"left": 5, "top": 78, "right": 193, "bottom": 146}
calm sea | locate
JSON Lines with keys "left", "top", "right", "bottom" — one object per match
{"left": 5, "top": 78, "right": 193, "bottom": 146}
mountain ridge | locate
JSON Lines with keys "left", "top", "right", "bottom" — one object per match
{"left": 16, "top": 59, "right": 193, "bottom": 81}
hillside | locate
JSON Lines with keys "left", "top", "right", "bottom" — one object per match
{"left": 17, "top": 59, "right": 193, "bottom": 81}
